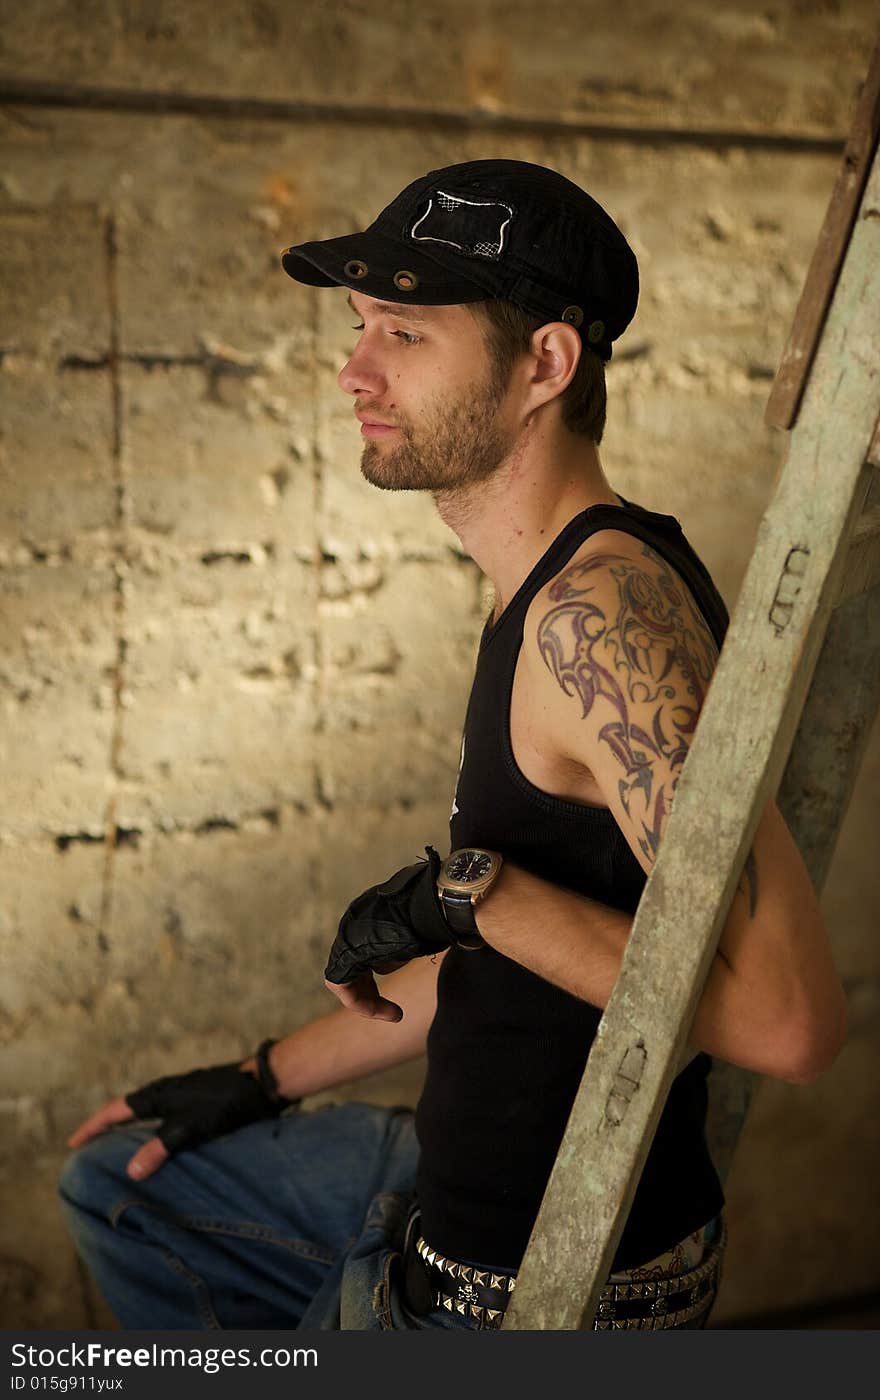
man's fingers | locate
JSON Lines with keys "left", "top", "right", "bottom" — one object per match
{"left": 324, "top": 974, "right": 404, "bottom": 1023}
{"left": 325, "top": 973, "right": 374, "bottom": 1009}
{"left": 67, "top": 1097, "right": 134, "bottom": 1149}
{"left": 367, "top": 995, "right": 404, "bottom": 1023}
{"left": 126, "top": 1135, "right": 170, "bottom": 1180}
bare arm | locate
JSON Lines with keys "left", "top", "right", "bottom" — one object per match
{"left": 474, "top": 796, "right": 845, "bottom": 1082}
{"left": 474, "top": 545, "right": 847, "bottom": 1083}
{"left": 68, "top": 952, "right": 445, "bottom": 1178}
{"left": 241, "top": 952, "right": 445, "bottom": 1098}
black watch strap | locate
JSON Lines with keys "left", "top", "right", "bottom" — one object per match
{"left": 439, "top": 894, "right": 486, "bottom": 950}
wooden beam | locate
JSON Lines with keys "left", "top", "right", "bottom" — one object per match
{"left": 764, "top": 38, "right": 880, "bottom": 432}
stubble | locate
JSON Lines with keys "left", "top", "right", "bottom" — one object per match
{"left": 359, "top": 364, "right": 514, "bottom": 494}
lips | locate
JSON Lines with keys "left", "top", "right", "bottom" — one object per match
{"left": 356, "top": 410, "right": 400, "bottom": 439}
{"left": 356, "top": 412, "right": 397, "bottom": 428}
{"left": 360, "top": 422, "right": 398, "bottom": 438}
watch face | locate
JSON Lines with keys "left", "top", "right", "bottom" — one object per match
{"left": 445, "top": 850, "right": 495, "bottom": 883}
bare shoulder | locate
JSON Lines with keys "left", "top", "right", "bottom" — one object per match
{"left": 523, "top": 526, "right": 718, "bottom": 658}
{"left": 516, "top": 528, "right": 724, "bottom": 868}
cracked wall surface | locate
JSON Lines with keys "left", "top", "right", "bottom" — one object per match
{"left": 1, "top": 0, "right": 878, "bottom": 1329}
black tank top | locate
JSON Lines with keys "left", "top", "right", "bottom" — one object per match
{"left": 414, "top": 494, "right": 728, "bottom": 1270}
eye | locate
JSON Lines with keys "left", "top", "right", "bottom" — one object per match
{"left": 393, "top": 329, "right": 421, "bottom": 346}
{"left": 350, "top": 323, "right": 365, "bottom": 331}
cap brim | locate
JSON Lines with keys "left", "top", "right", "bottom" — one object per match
{"left": 280, "top": 228, "right": 494, "bottom": 305}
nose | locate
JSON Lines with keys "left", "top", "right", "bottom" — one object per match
{"left": 338, "top": 338, "right": 386, "bottom": 398}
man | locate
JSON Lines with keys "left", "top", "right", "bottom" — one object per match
{"left": 60, "top": 160, "right": 847, "bottom": 1331}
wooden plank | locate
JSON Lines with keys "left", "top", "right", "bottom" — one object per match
{"left": 764, "top": 36, "right": 880, "bottom": 432}
{"left": 504, "top": 136, "right": 880, "bottom": 1331}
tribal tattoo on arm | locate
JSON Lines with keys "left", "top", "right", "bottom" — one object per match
{"left": 537, "top": 544, "right": 721, "bottom": 868}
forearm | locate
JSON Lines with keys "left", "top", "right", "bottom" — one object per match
{"left": 474, "top": 864, "right": 744, "bottom": 1067}
{"left": 475, "top": 800, "right": 847, "bottom": 1082}
{"left": 242, "top": 952, "right": 445, "bottom": 1100}
{"left": 474, "top": 863, "right": 630, "bottom": 1011}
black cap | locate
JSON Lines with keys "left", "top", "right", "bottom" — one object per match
{"left": 281, "top": 159, "right": 638, "bottom": 361}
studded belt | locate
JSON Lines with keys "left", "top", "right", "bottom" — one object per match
{"left": 407, "top": 1216, "right": 727, "bottom": 1331}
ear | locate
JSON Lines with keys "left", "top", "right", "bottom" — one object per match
{"left": 527, "top": 322, "right": 581, "bottom": 404}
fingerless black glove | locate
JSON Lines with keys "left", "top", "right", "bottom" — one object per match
{"left": 324, "top": 845, "right": 451, "bottom": 985}
{"left": 125, "top": 1041, "right": 297, "bottom": 1156}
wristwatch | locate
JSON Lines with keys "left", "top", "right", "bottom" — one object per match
{"left": 436, "top": 848, "right": 504, "bottom": 950}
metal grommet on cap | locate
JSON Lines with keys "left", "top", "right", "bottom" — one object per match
{"left": 587, "top": 318, "right": 605, "bottom": 343}
{"left": 393, "top": 270, "right": 419, "bottom": 292}
{"left": 562, "top": 305, "right": 584, "bottom": 328}
{"left": 344, "top": 259, "right": 369, "bottom": 279}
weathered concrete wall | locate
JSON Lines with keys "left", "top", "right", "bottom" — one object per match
{"left": 0, "top": 1, "right": 878, "bottom": 1328}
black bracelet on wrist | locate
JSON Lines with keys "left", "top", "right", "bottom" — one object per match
{"left": 254, "top": 1037, "right": 286, "bottom": 1104}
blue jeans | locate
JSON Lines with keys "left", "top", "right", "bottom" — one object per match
{"left": 59, "top": 1102, "right": 717, "bottom": 1331}
{"left": 59, "top": 1102, "right": 476, "bottom": 1330}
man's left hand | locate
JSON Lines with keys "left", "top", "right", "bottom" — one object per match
{"left": 324, "top": 847, "right": 450, "bottom": 1018}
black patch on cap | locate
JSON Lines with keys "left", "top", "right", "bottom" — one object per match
{"left": 409, "top": 189, "right": 514, "bottom": 262}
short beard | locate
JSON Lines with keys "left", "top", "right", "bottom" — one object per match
{"left": 359, "top": 362, "right": 514, "bottom": 494}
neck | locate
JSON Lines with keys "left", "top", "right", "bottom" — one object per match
{"left": 434, "top": 424, "right": 622, "bottom": 621}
